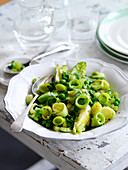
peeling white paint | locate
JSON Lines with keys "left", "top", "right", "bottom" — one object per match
{"left": 0, "top": 0, "right": 128, "bottom": 170}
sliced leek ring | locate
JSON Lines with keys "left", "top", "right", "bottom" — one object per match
{"left": 101, "top": 106, "right": 116, "bottom": 120}
{"left": 39, "top": 83, "right": 52, "bottom": 93}
{"left": 53, "top": 116, "right": 65, "bottom": 125}
{"left": 91, "top": 72, "right": 105, "bottom": 79}
{"left": 91, "top": 112, "right": 105, "bottom": 127}
{"left": 41, "top": 106, "right": 52, "bottom": 119}
{"left": 52, "top": 102, "right": 68, "bottom": 117}
{"left": 91, "top": 102, "right": 102, "bottom": 116}
{"left": 55, "top": 84, "right": 67, "bottom": 91}
{"left": 75, "top": 94, "right": 89, "bottom": 108}
{"left": 26, "top": 94, "right": 33, "bottom": 105}
{"left": 69, "top": 79, "right": 82, "bottom": 89}
{"left": 102, "top": 80, "right": 109, "bottom": 90}
{"left": 30, "top": 103, "right": 38, "bottom": 114}
{"left": 98, "top": 93, "right": 110, "bottom": 105}
{"left": 91, "top": 80, "right": 104, "bottom": 90}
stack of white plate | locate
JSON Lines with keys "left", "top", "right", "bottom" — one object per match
{"left": 97, "top": 8, "right": 128, "bottom": 64}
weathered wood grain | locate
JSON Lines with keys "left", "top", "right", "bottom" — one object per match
{"left": 0, "top": 1, "right": 128, "bottom": 170}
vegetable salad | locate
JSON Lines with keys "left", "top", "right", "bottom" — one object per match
{"left": 26, "top": 62, "right": 120, "bottom": 135}
{"left": 9, "top": 60, "right": 25, "bottom": 72}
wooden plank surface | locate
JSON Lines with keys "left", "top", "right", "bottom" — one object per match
{"left": 0, "top": 1, "right": 128, "bottom": 170}
{"left": 0, "top": 0, "right": 12, "bottom": 6}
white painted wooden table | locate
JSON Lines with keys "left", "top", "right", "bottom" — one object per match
{"left": 0, "top": 1, "right": 128, "bottom": 170}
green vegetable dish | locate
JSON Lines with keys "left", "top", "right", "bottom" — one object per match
{"left": 9, "top": 60, "right": 25, "bottom": 72}
{"left": 26, "top": 62, "right": 120, "bottom": 135}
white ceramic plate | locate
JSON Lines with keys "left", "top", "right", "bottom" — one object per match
{"left": 4, "top": 58, "right": 128, "bottom": 140}
{"left": 96, "top": 32, "right": 128, "bottom": 64}
{"left": 97, "top": 31, "right": 128, "bottom": 59}
{"left": 98, "top": 8, "right": 128, "bottom": 55}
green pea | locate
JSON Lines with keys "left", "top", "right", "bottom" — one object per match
{"left": 60, "top": 79, "right": 66, "bottom": 84}
{"left": 115, "top": 98, "right": 120, "bottom": 103}
{"left": 11, "top": 60, "right": 15, "bottom": 64}
{"left": 59, "top": 93, "right": 66, "bottom": 100}
{"left": 21, "top": 65, "right": 25, "bottom": 70}
{"left": 47, "top": 99, "right": 55, "bottom": 105}
{"left": 42, "top": 120, "right": 46, "bottom": 126}
{"left": 46, "top": 123, "right": 51, "bottom": 128}
{"left": 11, "top": 63, "right": 15, "bottom": 69}
{"left": 63, "top": 72, "right": 66, "bottom": 76}
{"left": 36, "top": 110, "right": 42, "bottom": 115}
{"left": 65, "top": 82, "right": 69, "bottom": 86}
{"left": 92, "top": 97, "right": 97, "bottom": 102}
{"left": 113, "top": 101, "right": 119, "bottom": 106}
{"left": 47, "top": 119, "right": 52, "bottom": 123}
{"left": 63, "top": 72, "right": 69, "bottom": 78}
{"left": 74, "top": 105, "right": 81, "bottom": 112}
{"left": 84, "top": 80, "right": 89, "bottom": 85}
{"left": 63, "top": 76, "right": 68, "bottom": 80}
{"left": 87, "top": 84, "right": 91, "bottom": 89}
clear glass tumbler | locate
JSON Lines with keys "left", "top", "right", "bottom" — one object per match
{"left": 53, "top": 0, "right": 68, "bottom": 29}
{"left": 68, "top": 1, "right": 99, "bottom": 47}
{"left": 13, "top": 0, "right": 54, "bottom": 53}
{"left": 50, "top": 0, "right": 69, "bottom": 43}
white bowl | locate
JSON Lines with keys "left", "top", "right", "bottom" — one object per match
{"left": 4, "top": 58, "right": 128, "bottom": 140}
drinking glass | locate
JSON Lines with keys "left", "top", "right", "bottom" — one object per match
{"left": 68, "top": 1, "right": 99, "bottom": 47}
{"left": 53, "top": 0, "right": 68, "bottom": 29}
{"left": 13, "top": 0, "right": 54, "bottom": 53}
{"left": 51, "top": 0, "right": 69, "bottom": 43}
